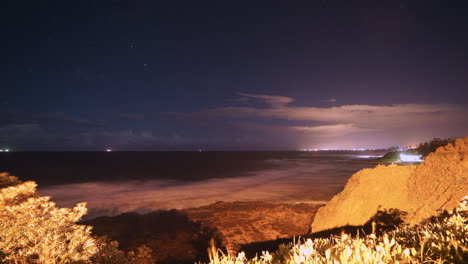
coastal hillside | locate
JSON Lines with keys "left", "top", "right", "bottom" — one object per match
{"left": 84, "top": 201, "right": 322, "bottom": 264}
{"left": 184, "top": 201, "right": 322, "bottom": 253}
{"left": 406, "top": 137, "right": 468, "bottom": 224}
{"left": 311, "top": 137, "right": 468, "bottom": 233}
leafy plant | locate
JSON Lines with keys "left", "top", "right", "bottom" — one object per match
{"left": 201, "top": 196, "right": 468, "bottom": 264}
{"left": 368, "top": 208, "right": 408, "bottom": 233}
{"left": 0, "top": 180, "right": 97, "bottom": 264}
{"left": 416, "top": 137, "right": 455, "bottom": 157}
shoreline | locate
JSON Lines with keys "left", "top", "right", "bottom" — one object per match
{"left": 84, "top": 200, "right": 325, "bottom": 263}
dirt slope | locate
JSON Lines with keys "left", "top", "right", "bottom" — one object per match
{"left": 311, "top": 137, "right": 468, "bottom": 233}
{"left": 184, "top": 201, "right": 323, "bottom": 254}
{"left": 406, "top": 137, "right": 468, "bottom": 224}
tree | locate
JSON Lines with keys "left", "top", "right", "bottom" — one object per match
{"left": 367, "top": 208, "right": 408, "bottom": 234}
{"left": 0, "top": 175, "right": 97, "bottom": 264}
{"left": 417, "top": 137, "right": 455, "bottom": 157}
{"left": 91, "top": 236, "right": 155, "bottom": 264}
{"left": 0, "top": 172, "right": 21, "bottom": 188}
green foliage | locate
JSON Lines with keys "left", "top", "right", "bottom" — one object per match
{"left": 202, "top": 196, "right": 468, "bottom": 264}
{"left": 0, "top": 173, "right": 157, "bottom": 264}
{"left": 0, "top": 180, "right": 97, "bottom": 264}
{"left": 90, "top": 236, "right": 127, "bottom": 264}
{"left": 417, "top": 137, "right": 455, "bottom": 157}
{"left": 0, "top": 172, "right": 21, "bottom": 188}
{"left": 271, "top": 244, "right": 291, "bottom": 264}
{"left": 88, "top": 236, "right": 156, "bottom": 264}
{"left": 393, "top": 202, "right": 468, "bottom": 264}
{"left": 126, "top": 245, "right": 155, "bottom": 264}
{"left": 377, "top": 137, "right": 455, "bottom": 162}
{"left": 376, "top": 151, "right": 403, "bottom": 163}
{"left": 368, "top": 208, "right": 408, "bottom": 233}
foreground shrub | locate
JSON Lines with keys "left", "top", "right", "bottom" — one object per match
{"left": 368, "top": 208, "right": 408, "bottom": 234}
{"left": 203, "top": 196, "right": 468, "bottom": 264}
{"left": 91, "top": 236, "right": 155, "bottom": 264}
{"left": 417, "top": 138, "right": 455, "bottom": 157}
{"left": 0, "top": 173, "right": 157, "bottom": 264}
{"left": 0, "top": 176, "right": 97, "bottom": 264}
{"left": 392, "top": 200, "right": 468, "bottom": 263}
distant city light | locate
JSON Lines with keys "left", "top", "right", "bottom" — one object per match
{"left": 106, "top": 149, "right": 112, "bottom": 152}
{"left": 299, "top": 148, "right": 373, "bottom": 151}
{"left": 400, "top": 153, "right": 423, "bottom": 162}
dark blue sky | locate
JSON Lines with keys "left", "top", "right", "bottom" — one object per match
{"left": 2, "top": 0, "right": 468, "bottom": 150}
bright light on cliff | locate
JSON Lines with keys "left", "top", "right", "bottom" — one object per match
{"left": 400, "top": 153, "right": 423, "bottom": 162}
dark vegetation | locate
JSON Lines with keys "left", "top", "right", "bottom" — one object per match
{"left": 0, "top": 172, "right": 21, "bottom": 188}
{"left": 84, "top": 208, "right": 409, "bottom": 263}
{"left": 368, "top": 208, "right": 408, "bottom": 234}
{"left": 416, "top": 137, "right": 455, "bottom": 157}
{"left": 84, "top": 210, "right": 222, "bottom": 264}
{"left": 239, "top": 208, "right": 409, "bottom": 259}
{"left": 377, "top": 137, "right": 455, "bottom": 162}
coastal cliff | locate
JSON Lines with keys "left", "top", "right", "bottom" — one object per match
{"left": 311, "top": 137, "right": 468, "bottom": 233}
{"left": 85, "top": 201, "right": 322, "bottom": 263}
{"left": 184, "top": 201, "right": 322, "bottom": 254}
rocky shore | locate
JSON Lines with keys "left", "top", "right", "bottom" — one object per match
{"left": 85, "top": 201, "right": 323, "bottom": 264}
{"left": 184, "top": 201, "right": 323, "bottom": 254}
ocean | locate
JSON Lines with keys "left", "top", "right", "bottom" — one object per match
{"left": 0, "top": 150, "right": 385, "bottom": 219}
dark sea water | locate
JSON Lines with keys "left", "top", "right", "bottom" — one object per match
{"left": 0, "top": 151, "right": 385, "bottom": 218}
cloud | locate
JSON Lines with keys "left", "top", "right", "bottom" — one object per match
{"left": 194, "top": 93, "right": 468, "bottom": 147}
{"left": 0, "top": 124, "right": 42, "bottom": 138}
{"left": 291, "top": 124, "right": 375, "bottom": 136}
{"left": 0, "top": 110, "right": 105, "bottom": 127}
{"left": 326, "top": 98, "right": 337, "bottom": 102}
{"left": 37, "top": 112, "right": 106, "bottom": 126}
{"left": 0, "top": 123, "right": 51, "bottom": 149}
{"left": 65, "top": 130, "right": 191, "bottom": 149}
{"left": 202, "top": 94, "right": 467, "bottom": 129}
{"left": 238, "top": 93, "right": 294, "bottom": 107}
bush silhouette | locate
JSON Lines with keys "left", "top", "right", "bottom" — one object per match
{"left": 367, "top": 208, "right": 408, "bottom": 233}
{"left": 417, "top": 137, "right": 455, "bottom": 157}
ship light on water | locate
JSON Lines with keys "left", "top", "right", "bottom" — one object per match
{"left": 400, "top": 153, "right": 423, "bottom": 162}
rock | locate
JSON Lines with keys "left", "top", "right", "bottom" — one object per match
{"left": 311, "top": 164, "right": 416, "bottom": 233}
{"left": 85, "top": 201, "right": 322, "bottom": 263}
{"left": 406, "top": 137, "right": 468, "bottom": 224}
{"left": 183, "top": 201, "right": 323, "bottom": 254}
{"left": 311, "top": 137, "right": 468, "bottom": 233}
{"left": 84, "top": 210, "right": 217, "bottom": 264}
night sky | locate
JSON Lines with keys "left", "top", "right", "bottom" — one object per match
{"left": 2, "top": 0, "right": 468, "bottom": 151}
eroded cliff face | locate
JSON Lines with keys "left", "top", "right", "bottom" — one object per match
{"left": 311, "top": 164, "right": 416, "bottom": 233}
{"left": 86, "top": 201, "right": 323, "bottom": 263}
{"left": 184, "top": 201, "right": 323, "bottom": 253}
{"left": 311, "top": 137, "right": 468, "bottom": 233}
{"left": 406, "top": 137, "right": 468, "bottom": 224}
